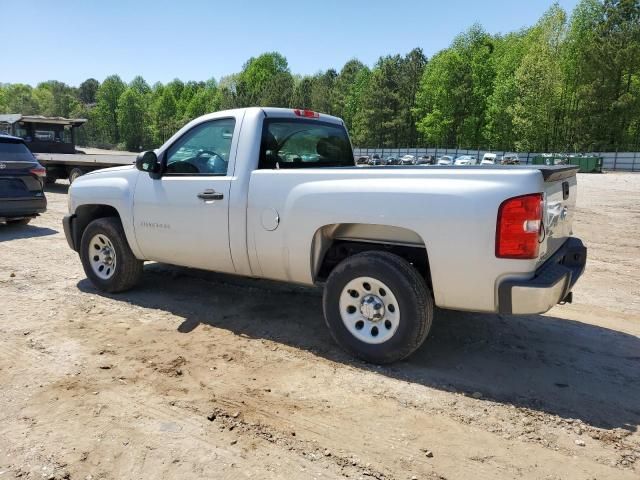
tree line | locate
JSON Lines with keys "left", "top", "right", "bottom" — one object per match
{"left": 1, "top": 0, "right": 638, "bottom": 152}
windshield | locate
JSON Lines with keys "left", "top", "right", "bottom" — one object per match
{"left": 259, "top": 119, "right": 354, "bottom": 169}
{"left": 0, "top": 141, "right": 35, "bottom": 162}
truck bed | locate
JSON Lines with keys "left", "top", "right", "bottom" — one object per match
{"left": 366, "top": 164, "right": 580, "bottom": 181}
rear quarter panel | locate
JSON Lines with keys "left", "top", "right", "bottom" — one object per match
{"left": 248, "top": 168, "right": 545, "bottom": 313}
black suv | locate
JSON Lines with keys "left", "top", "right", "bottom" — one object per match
{"left": 0, "top": 135, "right": 47, "bottom": 225}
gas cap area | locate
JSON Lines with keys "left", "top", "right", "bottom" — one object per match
{"left": 261, "top": 208, "right": 280, "bottom": 231}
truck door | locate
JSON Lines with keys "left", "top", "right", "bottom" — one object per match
{"left": 133, "top": 118, "right": 237, "bottom": 274}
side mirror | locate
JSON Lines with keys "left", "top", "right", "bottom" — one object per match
{"left": 136, "top": 151, "right": 161, "bottom": 177}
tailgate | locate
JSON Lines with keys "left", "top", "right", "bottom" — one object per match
{"left": 538, "top": 166, "right": 579, "bottom": 263}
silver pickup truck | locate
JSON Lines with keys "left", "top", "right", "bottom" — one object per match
{"left": 63, "top": 107, "right": 587, "bottom": 363}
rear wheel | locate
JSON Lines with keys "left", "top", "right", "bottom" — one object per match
{"left": 68, "top": 168, "right": 84, "bottom": 184}
{"left": 80, "top": 217, "right": 143, "bottom": 293}
{"left": 323, "top": 251, "right": 433, "bottom": 364}
{"left": 6, "top": 218, "right": 31, "bottom": 226}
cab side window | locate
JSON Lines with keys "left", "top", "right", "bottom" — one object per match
{"left": 165, "top": 118, "right": 235, "bottom": 175}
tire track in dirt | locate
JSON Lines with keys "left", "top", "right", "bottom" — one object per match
{"left": 0, "top": 319, "right": 370, "bottom": 479}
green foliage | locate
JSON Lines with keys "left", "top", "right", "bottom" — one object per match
{"left": 352, "top": 55, "right": 403, "bottom": 147}
{"left": 342, "top": 67, "right": 371, "bottom": 136}
{"left": 0, "top": 0, "right": 638, "bottom": 152}
{"left": 508, "top": 6, "right": 565, "bottom": 151}
{"left": 185, "top": 86, "right": 220, "bottom": 120}
{"left": 95, "top": 75, "right": 126, "bottom": 144}
{"left": 35, "top": 80, "right": 80, "bottom": 117}
{"left": 117, "top": 88, "right": 147, "bottom": 151}
{"left": 291, "top": 76, "right": 314, "bottom": 110}
{"left": 236, "top": 52, "right": 294, "bottom": 107}
{"left": 2, "top": 84, "right": 40, "bottom": 114}
{"left": 332, "top": 60, "right": 369, "bottom": 130}
{"left": 310, "top": 69, "right": 338, "bottom": 115}
{"left": 78, "top": 78, "right": 99, "bottom": 104}
{"left": 153, "top": 89, "right": 178, "bottom": 144}
{"left": 483, "top": 32, "right": 528, "bottom": 149}
{"left": 415, "top": 25, "right": 495, "bottom": 147}
{"left": 129, "top": 76, "right": 151, "bottom": 96}
{"left": 413, "top": 0, "right": 640, "bottom": 151}
{"left": 354, "top": 49, "right": 427, "bottom": 147}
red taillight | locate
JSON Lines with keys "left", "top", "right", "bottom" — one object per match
{"left": 496, "top": 193, "right": 543, "bottom": 259}
{"left": 30, "top": 166, "right": 46, "bottom": 177}
{"left": 293, "top": 109, "right": 319, "bottom": 118}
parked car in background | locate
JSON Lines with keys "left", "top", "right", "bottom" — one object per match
{"left": 416, "top": 155, "right": 435, "bottom": 165}
{"left": 368, "top": 155, "right": 387, "bottom": 166}
{"left": 454, "top": 155, "right": 478, "bottom": 165}
{"left": 501, "top": 153, "right": 520, "bottom": 165}
{"left": 0, "top": 134, "right": 47, "bottom": 225}
{"left": 437, "top": 155, "right": 453, "bottom": 165}
{"left": 400, "top": 154, "right": 416, "bottom": 165}
{"left": 356, "top": 156, "right": 370, "bottom": 166}
{"left": 481, "top": 153, "right": 497, "bottom": 165}
{"left": 385, "top": 156, "right": 400, "bottom": 165}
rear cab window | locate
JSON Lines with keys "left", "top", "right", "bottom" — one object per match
{"left": 0, "top": 140, "right": 36, "bottom": 162}
{"left": 259, "top": 118, "right": 354, "bottom": 169}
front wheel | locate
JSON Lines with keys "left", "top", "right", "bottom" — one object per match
{"left": 80, "top": 217, "right": 143, "bottom": 293}
{"left": 323, "top": 251, "right": 433, "bottom": 364}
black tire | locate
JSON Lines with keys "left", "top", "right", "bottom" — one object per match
{"left": 80, "top": 217, "right": 143, "bottom": 293}
{"left": 6, "top": 218, "right": 31, "bottom": 226}
{"left": 323, "top": 251, "right": 433, "bottom": 364}
{"left": 68, "top": 168, "right": 84, "bottom": 184}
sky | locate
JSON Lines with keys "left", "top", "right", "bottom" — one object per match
{"left": 2, "top": 0, "right": 580, "bottom": 87}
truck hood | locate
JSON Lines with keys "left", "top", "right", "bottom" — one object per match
{"left": 70, "top": 164, "right": 138, "bottom": 192}
{"left": 84, "top": 164, "right": 136, "bottom": 177}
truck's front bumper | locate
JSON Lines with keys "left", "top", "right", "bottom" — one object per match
{"left": 62, "top": 214, "right": 78, "bottom": 251}
{"left": 498, "top": 237, "right": 587, "bottom": 315}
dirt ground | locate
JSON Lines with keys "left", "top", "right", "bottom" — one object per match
{"left": 0, "top": 172, "right": 638, "bottom": 480}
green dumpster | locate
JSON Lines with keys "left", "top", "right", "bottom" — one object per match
{"left": 532, "top": 155, "right": 567, "bottom": 166}
{"left": 568, "top": 156, "right": 603, "bottom": 173}
{"left": 532, "top": 155, "right": 603, "bottom": 173}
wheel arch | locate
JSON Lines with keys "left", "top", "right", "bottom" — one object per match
{"left": 310, "top": 223, "right": 432, "bottom": 290}
{"left": 72, "top": 204, "right": 123, "bottom": 252}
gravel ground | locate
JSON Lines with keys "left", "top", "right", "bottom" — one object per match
{"left": 0, "top": 172, "right": 638, "bottom": 480}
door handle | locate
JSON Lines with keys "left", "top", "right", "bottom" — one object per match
{"left": 197, "top": 189, "right": 224, "bottom": 200}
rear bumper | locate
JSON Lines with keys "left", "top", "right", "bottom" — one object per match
{"left": 498, "top": 237, "right": 587, "bottom": 315}
{"left": 62, "top": 214, "right": 78, "bottom": 251}
{"left": 0, "top": 196, "right": 47, "bottom": 220}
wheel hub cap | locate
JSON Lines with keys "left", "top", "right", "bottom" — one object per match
{"left": 338, "top": 276, "right": 400, "bottom": 345}
{"left": 100, "top": 247, "right": 114, "bottom": 265}
{"left": 88, "top": 234, "right": 117, "bottom": 280}
{"left": 360, "top": 294, "right": 385, "bottom": 321}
